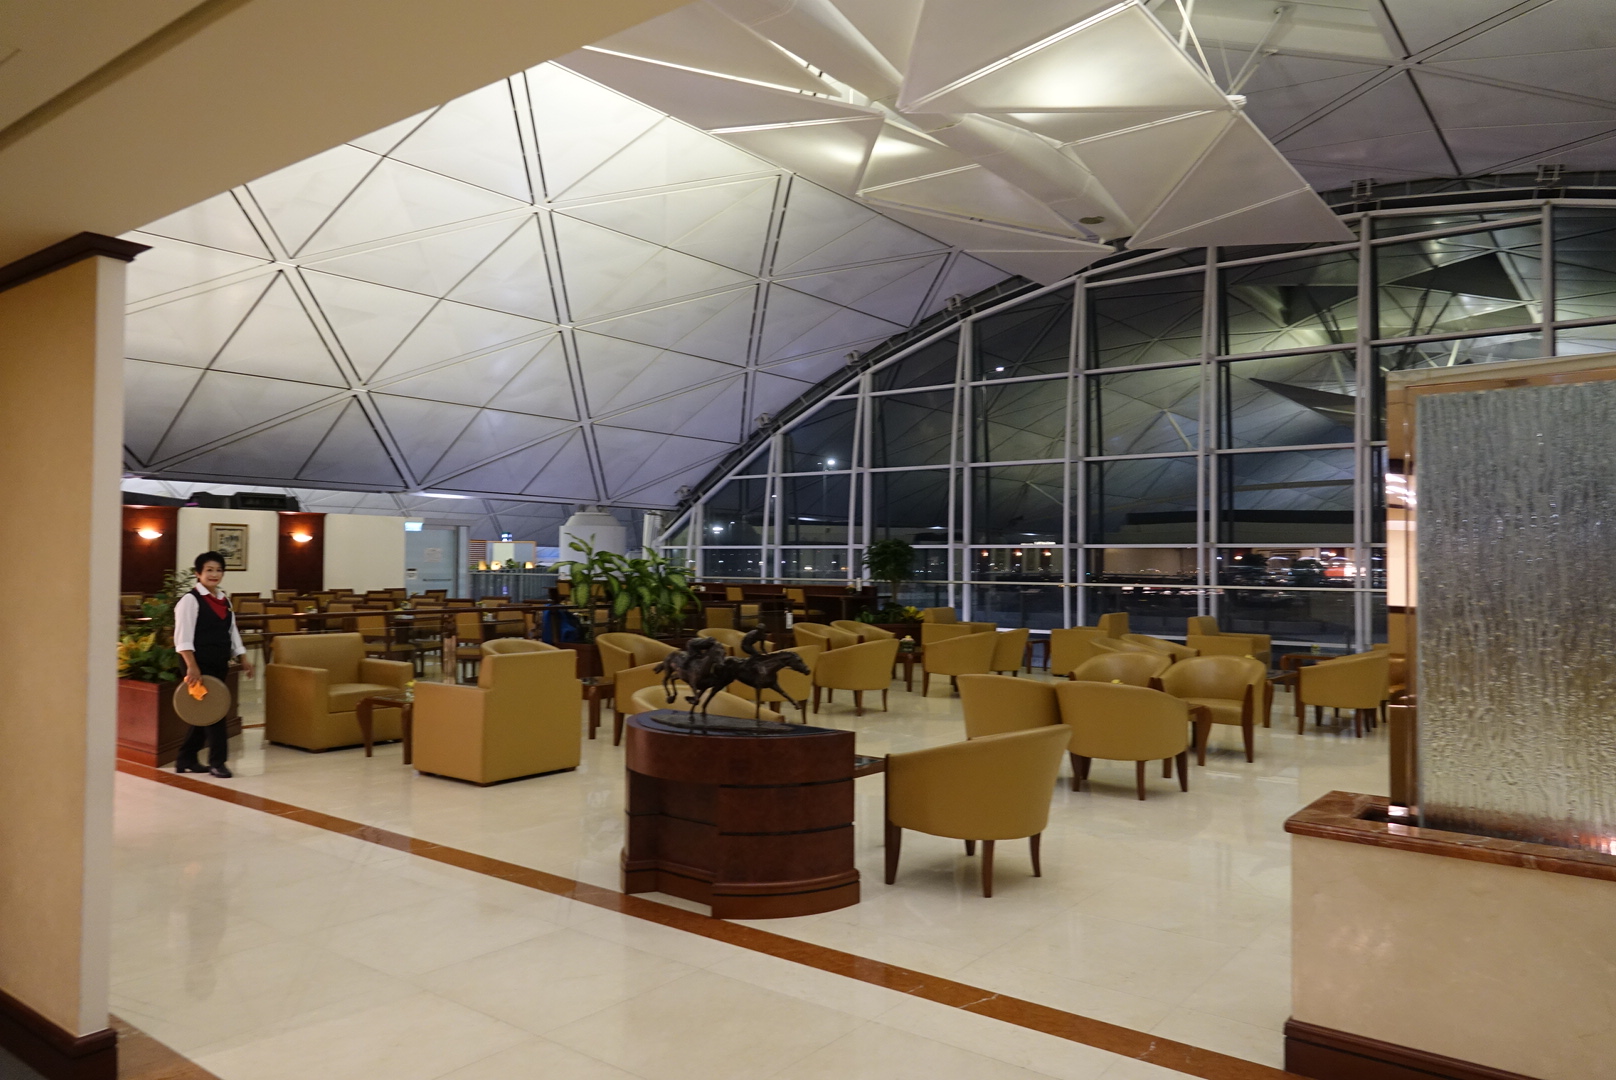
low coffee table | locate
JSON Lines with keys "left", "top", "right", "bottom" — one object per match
{"left": 355, "top": 691, "right": 414, "bottom": 764}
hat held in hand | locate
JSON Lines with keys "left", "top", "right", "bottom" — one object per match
{"left": 173, "top": 675, "right": 230, "bottom": 726}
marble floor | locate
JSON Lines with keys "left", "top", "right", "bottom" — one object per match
{"left": 110, "top": 665, "right": 1388, "bottom": 1079}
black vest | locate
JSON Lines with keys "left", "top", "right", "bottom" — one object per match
{"left": 190, "top": 589, "right": 234, "bottom": 668}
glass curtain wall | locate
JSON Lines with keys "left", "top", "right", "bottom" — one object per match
{"left": 665, "top": 201, "right": 1616, "bottom": 648}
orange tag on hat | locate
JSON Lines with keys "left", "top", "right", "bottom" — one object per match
{"left": 187, "top": 681, "right": 208, "bottom": 701}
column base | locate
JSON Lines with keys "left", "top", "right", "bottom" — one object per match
{"left": 1285, "top": 1019, "right": 1534, "bottom": 1080}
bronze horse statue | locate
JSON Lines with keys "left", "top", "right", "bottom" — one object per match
{"left": 655, "top": 636, "right": 730, "bottom": 716}
{"left": 723, "top": 629, "right": 812, "bottom": 720}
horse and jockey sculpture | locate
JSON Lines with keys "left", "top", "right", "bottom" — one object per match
{"left": 656, "top": 629, "right": 811, "bottom": 722}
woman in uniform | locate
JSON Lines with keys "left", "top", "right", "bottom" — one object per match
{"left": 172, "top": 551, "right": 254, "bottom": 777}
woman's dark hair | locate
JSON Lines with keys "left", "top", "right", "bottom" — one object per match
{"left": 193, "top": 551, "right": 227, "bottom": 573}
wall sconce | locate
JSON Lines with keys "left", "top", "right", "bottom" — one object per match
{"left": 291, "top": 531, "right": 313, "bottom": 543}
{"left": 135, "top": 527, "right": 164, "bottom": 540}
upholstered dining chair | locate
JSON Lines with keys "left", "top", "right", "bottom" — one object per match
{"left": 1185, "top": 616, "right": 1271, "bottom": 666}
{"left": 957, "top": 674, "right": 1058, "bottom": 738}
{"left": 412, "top": 649, "right": 580, "bottom": 785}
{"left": 1296, "top": 650, "right": 1389, "bottom": 737}
{"left": 1159, "top": 655, "right": 1269, "bottom": 764}
{"left": 1055, "top": 681, "right": 1194, "bottom": 800}
{"left": 921, "top": 631, "right": 998, "bottom": 695}
{"left": 453, "top": 611, "right": 484, "bottom": 681}
{"left": 265, "top": 633, "right": 411, "bottom": 751}
{"left": 989, "top": 628, "right": 1030, "bottom": 675}
{"left": 884, "top": 725, "right": 1071, "bottom": 897}
{"left": 813, "top": 637, "right": 900, "bottom": 716}
{"left": 1068, "top": 651, "right": 1171, "bottom": 688}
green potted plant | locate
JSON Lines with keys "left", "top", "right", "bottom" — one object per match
{"left": 859, "top": 539, "right": 923, "bottom": 635}
{"left": 116, "top": 569, "right": 195, "bottom": 766}
{"left": 552, "top": 540, "right": 701, "bottom": 641}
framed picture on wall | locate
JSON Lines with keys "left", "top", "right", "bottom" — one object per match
{"left": 209, "top": 524, "right": 249, "bottom": 571}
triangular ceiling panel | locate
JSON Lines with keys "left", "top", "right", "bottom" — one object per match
{"left": 522, "top": 432, "right": 600, "bottom": 500}
{"left": 373, "top": 336, "right": 557, "bottom": 409}
{"left": 372, "top": 300, "right": 552, "bottom": 382}
{"left": 301, "top": 271, "right": 435, "bottom": 382}
{"left": 758, "top": 285, "right": 904, "bottom": 361}
{"left": 752, "top": 371, "right": 829, "bottom": 417}
{"left": 1382, "top": 0, "right": 1524, "bottom": 54}
{"left": 581, "top": 286, "right": 758, "bottom": 359}
{"left": 551, "top": 213, "right": 754, "bottom": 322}
{"left": 594, "top": 427, "right": 729, "bottom": 497}
{"left": 903, "top": 0, "right": 1125, "bottom": 106}
{"left": 1278, "top": 73, "right": 1452, "bottom": 171}
{"left": 298, "top": 400, "right": 404, "bottom": 487}
{"left": 1072, "top": 110, "right": 1234, "bottom": 224}
{"left": 776, "top": 184, "right": 946, "bottom": 274}
{"left": 138, "top": 192, "right": 270, "bottom": 258}
{"left": 150, "top": 372, "right": 341, "bottom": 465}
{"left": 428, "top": 410, "right": 576, "bottom": 483}
{"left": 924, "top": 253, "right": 1021, "bottom": 316}
{"left": 389, "top": 81, "right": 533, "bottom": 201}
{"left": 299, "top": 159, "right": 526, "bottom": 256}
{"left": 244, "top": 144, "right": 380, "bottom": 256}
{"left": 598, "top": 373, "right": 747, "bottom": 437}
{"left": 559, "top": 177, "right": 778, "bottom": 274}
{"left": 124, "top": 277, "right": 273, "bottom": 368}
{"left": 446, "top": 216, "right": 559, "bottom": 321}
{"left": 162, "top": 400, "right": 348, "bottom": 478}
{"left": 209, "top": 273, "right": 347, "bottom": 386}
{"left": 778, "top": 253, "right": 947, "bottom": 322}
{"left": 433, "top": 428, "right": 576, "bottom": 493}
{"left": 303, "top": 218, "right": 522, "bottom": 297}
{"left": 717, "top": 116, "right": 882, "bottom": 195}
{"left": 1419, "top": 0, "right": 1603, "bottom": 61}
{"left": 348, "top": 109, "right": 432, "bottom": 156}
{"left": 371, "top": 395, "right": 479, "bottom": 478}
{"left": 557, "top": 117, "right": 774, "bottom": 202}
{"left": 757, "top": 351, "right": 847, "bottom": 386}
{"left": 124, "top": 360, "right": 204, "bottom": 464}
{"left": 122, "top": 239, "right": 270, "bottom": 304}
{"left": 487, "top": 335, "right": 577, "bottom": 418}
{"left": 560, "top": 47, "right": 846, "bottom": 131}
{"left": 575, "top": 332, "right": 741, "bottom": 414}
{"left": 589, "top": 4, "right": 832, "bottom": 94}
{"left": 524, "top": 64, "right": 665, "bottom": 199}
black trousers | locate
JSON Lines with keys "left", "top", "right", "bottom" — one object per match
{"left": 178, "top": 647, "right": 232, "bottom": 766}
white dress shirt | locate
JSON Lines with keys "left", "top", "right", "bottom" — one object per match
{"left": 173, "top": 583, "right": 246, "bottom": 657}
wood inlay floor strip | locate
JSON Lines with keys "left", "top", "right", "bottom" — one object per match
{"left": 117, "top": 760, "right": 1300, "bottom": 1080}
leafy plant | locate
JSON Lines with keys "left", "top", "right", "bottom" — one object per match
{"left": 551, "top": 540, "right": 700, "bottom": 639}
{"left": 861, "top": 538, "right": 916, "bottom": 606}
{"left": 118, "top": 569, "right": 195, "bottom": 682}
{"left": 856, "top": 604, "right": 922, "bottom": 624}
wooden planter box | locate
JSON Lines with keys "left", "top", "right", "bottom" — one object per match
{"left": 117, "top": 675, "right": 242, "bottom": 767}
{"left": 874, "top": 622, "right": 922, "bottom": 639}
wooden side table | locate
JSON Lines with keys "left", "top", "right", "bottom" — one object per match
{"left": 580, "top": 677, "right": 613, "bottom": 741}
{"left": 355, "top": 693, "right": 414, "bottom": 764}
{"left": 898, "top": 646, "right": 923, "bottom": 692}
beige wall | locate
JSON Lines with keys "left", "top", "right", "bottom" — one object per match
{"left": 325, "top": 514, "right": 405, "bottom": 593}
{"left": 0, "top": 256, "right": 124, "bottom": 1034}
{"left": 175, "top": 506, "right": 279, "bottom": 595}
{"left": 1293, "top": 835, "right": 1616, "bottom": 1079}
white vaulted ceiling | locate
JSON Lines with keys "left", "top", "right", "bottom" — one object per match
{"left": 121, "top": 62, "right": 1011, "bottom": 509}
{"left": 120, "top": 0, "right": 1616, "bottom": 513}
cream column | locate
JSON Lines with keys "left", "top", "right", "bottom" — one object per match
{"left": 0, "top": 235, "right": 143, "bottom": 1058}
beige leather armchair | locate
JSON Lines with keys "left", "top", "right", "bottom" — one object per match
{"left": 884, "top": 725, "right": 1070, "bottom": 897}
{"left": 919, "top": 607, "right": 957, "bottom": 623}
{"left": 698, "top": 627, "right": 750, "bottom": 655}
{"left": 727, "top": 644, "right": 819, "bottom": 721}
{"left": 1297, "top": 650, "right": 1389, "bottom": 737}
{"left": 1159, "top": 655, "right": 1269, "bottom": 764}
{"left": 957, "top": 674, "right": 1058, "bottom": 738}
{"left": 832, "top": 620, "right": 894, "bottom": 642}
{"left": 1055, "top": 681, "right": 1193, "bottom": 799}
{"left": 266, "top": 633, "right": 412, "bottom": 751}
{"left": 412, "top": 649, "right": 580, "bottom": 785}
{"left": 481, "top": 638, "right": 556, "bottom": 655}
{"left": 1121, "top": 634, "right": 1199, "bottom": 662}
{"left": 921, "top": 631, "right": 998, "bottom": 695}
{"left": 813, "top": 637, "right": 899, "bottom": 716}
{"left": 628, "top": 685, "right": 783, "bottom": 724}
{"left": 989, "top": 628, "right": 1029, "bottom": 675}
{"left": 920, "top": 620, "right": 995, "bottom": 645}
{"left": 596, "top": 633, "right": 677, "bottom": 693}
{"left": 1185, "top": 616, "right": 1271, "bottom": 666}
{"left": 1069, "top": 651, "right": 1170, "bottom": 687}
{"left": 1047, "top": 612, "right": 1130, "bottom": 676}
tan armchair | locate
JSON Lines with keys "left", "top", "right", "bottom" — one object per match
{"left": 833, "top": 620, "right": 894, "bottom": 642}
{"left": 1090, "top": 636, "right": 1167, "bottom": 657}
{"left": 596, "top": 633, "right": 677, "bottom": 682}
{"left": 884, "top": 725, "right": 1071, "bottom": 897}
{"left": 482, "top": 638, "right": 556, "bottom": 655}
{"left": 1047, "top": 613, "right": 1130, "bottom": 676}
{"left": 1185, "top": 616, "right": 1271, "bottom": 666}
{"left": 922, "top": 631, "right": 998, "bottom": 695}
{"left": 990, "top": 628, "right": 1029, "bottom": 675}
{"left": 1055, "top": 681, "right": 1193, "bottom": 799}
{"left": 1069, "top": 651, "right": 1170, "bottom": 687}
{"left": 920, "top": 620, "right": 995, "bottom": 645}
{"left": 698, "top": 627, "right": 750, "bottom": 655}
{"left": 265, "top": 633, "right": 412, "bottom": 751}
{"left": 628, "top": 685, "right": 783, "bottom": 724}
{"left": 1121, "top": 633, "right": 1199, "bottom": 663}
{"left": 412, "top": 649, "right": 580, "bottom": 785}
{"left": 919, "top": 607, "right": 957, "bottom": 623}
{"left": 1297, "top": 650, "right": 1389, "bottom": 737}
{"left": 1159, "top": 655, "right": 1269, "bottom": 764}
{"left": 957, "top": 674, "right": 1058, "bottom": 738}
{"left": 726, "top": 645, "right": 819, "bottom": 721}
{"left": 813, "top": 637, "right": 899, "bottom": 716}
